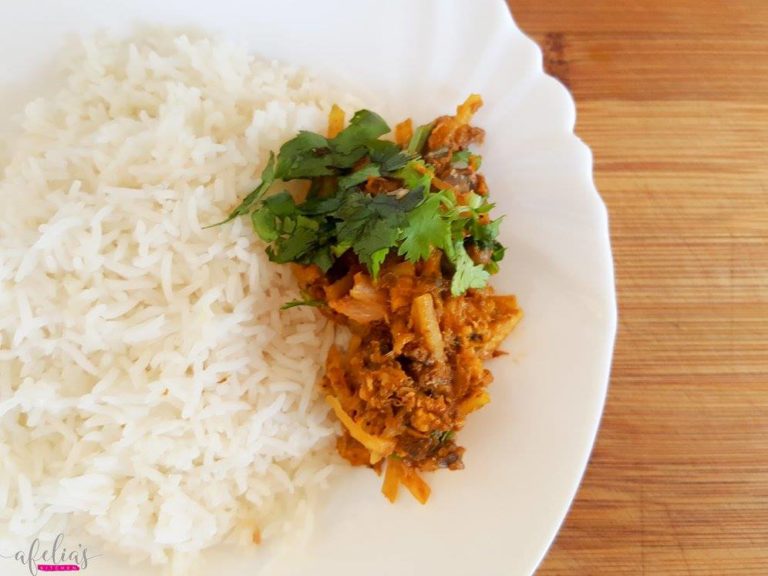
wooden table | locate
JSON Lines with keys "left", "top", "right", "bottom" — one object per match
{"left": 507, "top": 1, "right": 768, "bottom": 573}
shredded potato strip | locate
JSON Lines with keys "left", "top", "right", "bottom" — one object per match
{"left": 326, "top": 395, "right": 395, "bottom": 464}
{"left": 327, "top": 104, "right": 346, "bottom": 138}
{"left": 382, "top": 458, "right": 403, "bottom": 502}
{"left": 458, "top": 390, "right": 491, "bottom": 418}
{"left": 456, "top": 94, "right": 483, "bottom": 125}
{"left": 381, "top": 458, "right": 431, "bottom": 504}
{"left": 395, "top": 118, "right": 413, "bottom": 147}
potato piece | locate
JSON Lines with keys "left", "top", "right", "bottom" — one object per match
{"left": 395, "top": 118, "right": 413, "bottom": 147}
{"left": 324, "top": 273, "right": 354, "bottom": 301}
{"left": 456, "top": 94, "right": 483, "bottom": 125}
{"left": 411, "top": 293, "right": 445, "bottom": 361}
{"left": 479, "top": 296, "right": 523, "bottom": 357}
{"left": 326, "top": 396, "right": 395, "bottom": 464}
{"left": 327, "top": 104, "right": 345, "bottom": 138}
{"left": 329, "top": 273, "right": 388, "bottom": 323}
{"left": 457, "top": 389, "right": 490, "bottom": 418}
{"left": 401, "top": 466, "right": 431, "bottom": 505}
{"left": 382, "top": 458, "right": 404, "bottom": 503}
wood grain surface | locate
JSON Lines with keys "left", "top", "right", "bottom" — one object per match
{"left": 507, "top": 1, "right": 768, "bottom": 574}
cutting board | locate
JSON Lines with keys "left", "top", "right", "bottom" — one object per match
{"left": 508, "top": 0, "right": 768, "bottom": 574}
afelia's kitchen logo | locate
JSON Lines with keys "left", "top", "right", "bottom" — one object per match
{"left": 0, "top": 533, "right": 100, "bottom": 575}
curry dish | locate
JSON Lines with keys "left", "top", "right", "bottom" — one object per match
{"left": 223, "top": 95, "right": 522, "bottom": 503}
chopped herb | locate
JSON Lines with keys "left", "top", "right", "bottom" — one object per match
{"left": 451, "top": 241, "right": 491, "bottom": 296}
{"left": 367, "top": 140, "right": 417, "bottom": 173}
{"left": 206, "top": 152, "right": 277, "bottom": 227}
{"left": 338, "top": 164, "right": 380, "bottom": 190}
{"left": 275, "top": 131, "right": 334, "bottom": 179}
{"left": 250, "top": 207, "right": 278, "bottom": 242}
{"left": 211, "top": 105, "right": 506, "bottom": 295}
{"left": 280, "top": 297, "right": 326, "bottom": 310}
{"left": 398, "top": 191, "right": 453, "bottom": 262}
{"left": 491, "top": 240, "right": 506, "bottom": 262}
{"left": 335, "top": 187, "right": 424, "bottom": 277}
{"left": 330, "top": 109, "right": 389, "bottom": 154}
{"left": 407, "top": 122, "right": 434, "bottom": 154}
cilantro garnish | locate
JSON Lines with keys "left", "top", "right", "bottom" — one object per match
{"left": 451, "top": 241, "right": 491, "bottom": 296}
{"left": 398, "top": 191, "right": 453, "bottom": 262}
{"left": 407, "top": 121, "right": 435, "bottom": 154}
{"left": 281, "top": 297, "right": 326, "bottom": 310}
{"left": 212, "top": 106, "right": 506, "bottom": 295}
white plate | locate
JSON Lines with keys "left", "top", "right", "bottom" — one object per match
{"left": 0, "top": 0, "right": 616, "bottom": 574}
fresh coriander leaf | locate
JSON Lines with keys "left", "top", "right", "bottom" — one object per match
{"left": 329, "top": 147, "right": 369, "bottom": 170}
{"left": 331, "top": 240, "right": 352, "bottom": 257}
{"left": 281, "top": 297, "right": 325, "bottom": 310}
{"left": 330, "top": 110, "right": 390, "bottom": 154}
{"left": 295, "top": 214, "right": 319, "bottom": 231}
{"left": 351, "top": 190, "right": 425, "bottom": 274}
{"left": 442, "top": 234, "right": 457, "bottom": 261}
{"left": 464, "top": 191, "right": 494, "bottom": 215}
{"left": 391, "top": 185, "right": 427, "bottom": 212}
{"left": 338, "top": 164, "right": 380, "bottom": 190}
{"left": 439, "top": 188, "right": 458, "bottom": 210}
{"left": 300, "top": 195, "right": 343, "bottom": 215}
{"left": 398, "top": 192, "right": 452, "bottom": 262}
{"left": 366, "top": 139, "right": 401, "bottom": 162}
{"left": 462, "top": 192, "right": 495, "bottom": 215}
{"left": 335, "top": 197, "right": 397, "bottom": 274}
{"left": 206, "top": 152, "right": 276, "bottom": 227}
{"left": 310, "top": 246, "right": 334, "bottom": 272}
{"left": 491, "top": 240, "right": 505, "bottom": 262}
{"left": 283, "top": 217, "right": 297, "bottom": 234}
{"left": 251, "top": 207, "right": 278, "bottom": 242}
{"left": 334, "top": 192, "right": 371, "bottom": 238}
{"left": 407, "top": 121, "right": 434, "bottom": 154}
{"left": 485, "top": 217, "right": 502, "bottom": 239}
{"left": 466, "top": 192, "right": 483, "bottom": 210}
{"left": 352, "top": 218, "right": 398, "bottom": 276}
{"left": 449, "top": 216, "right": 467, "bottom": 243}
{"left": 369, "top": 247, "right": 390, "bottom": 278}
{"left": 367, "top": 140, "right": 418, "bottom": 173}
{"left": 468, "top": 216, "right": 503, "bottom": 249}
{"left": 396, "top": 160, "right": 432, "bottom": 193}
{"left": 264, "top": 191, "right": 297, "bottom": 217}
{"left": 474, "top": 202, "right": 494, "bottom": 214}
{"left": 451, "top": 241, "right": 491, "bottom": 296}
{"left": 275, "top": 131, "right": 334, "bottom": 179}
{"left": 334, "top": 189, "right": 424, "bottom": 277}
{"left": 268, "top": 225, "right": 318, "bottom": 263}
{"left": 381, "top": 150, "right": 418, "bottom": 173}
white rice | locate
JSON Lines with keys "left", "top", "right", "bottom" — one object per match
{"left": 0, "top": 31, "right": 362, "bottom": 572}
